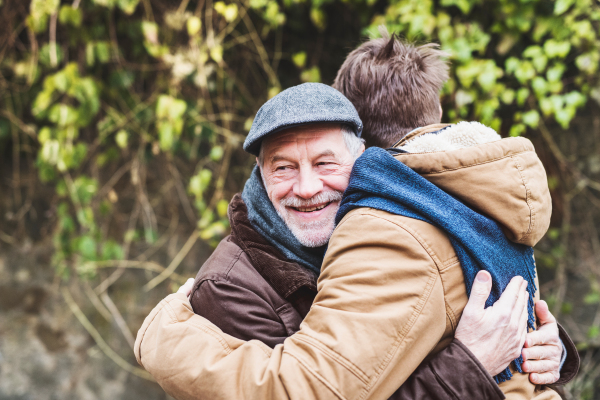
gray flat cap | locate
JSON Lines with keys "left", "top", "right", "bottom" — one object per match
{"left": 243, "top": 83, "right": 363, "bottom": 156}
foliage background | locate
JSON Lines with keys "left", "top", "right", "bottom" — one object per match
{"left": 0, "top": 0, "right": 599, "bottom": 398}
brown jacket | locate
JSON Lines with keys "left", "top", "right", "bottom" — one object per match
{"left": 135, "top": 125, "right": 578, "bottom": 400}
{"left": 189, "top": 194, "right": 504, "bottom": 399}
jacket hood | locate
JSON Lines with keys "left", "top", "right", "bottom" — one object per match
{"left": 393, "top": 122, "right": 552, "bottom": 246}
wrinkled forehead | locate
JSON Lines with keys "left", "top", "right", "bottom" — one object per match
{"left": 261, "top": 123, "right": 346, "bottom": 159}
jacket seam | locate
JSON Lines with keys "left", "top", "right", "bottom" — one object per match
{"left": 430, "top": 365, "right": 460, "bottom": 400}
{"left": 199, "top": 278, "right": 285, "bottom": 327}
{"left": 293, "top": 333, "right": 370, "bottom": 384}
{"left": 348, "top": 212, "right": 443, "bottom": 400}
{"left": 361, "top": 270, "right": 440, "bottom": 400}
{"left": 403, "top": 149, "right": 532, "bottom": 175}
{"left": 224, "top": 247, "right": 245, "bottom": 279}
{"left": 283, "top": 350, "right": 346, "bottom": 400}
{"left": 181, "top": 314, "right": 235, "bottom": 355}
{"left": 510, "top": 155, "right": 535, "bottom": 243}
{"left": 165, "top": 296, "right": 235, "bottom": 354}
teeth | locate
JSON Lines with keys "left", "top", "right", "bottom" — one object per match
{"left": 297, "top": 203, "right": 328, "bottom": 212}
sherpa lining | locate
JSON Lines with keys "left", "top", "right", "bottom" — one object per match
{"left": 399, "top": 121, "right": 501, "bottom": 153}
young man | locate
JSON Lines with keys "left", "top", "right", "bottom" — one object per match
{"left": 135, "top": 38, "right": 578, "bottom": 399}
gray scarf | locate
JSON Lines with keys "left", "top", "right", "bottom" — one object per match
{"left": 241, "top": 166, "right": 326, "bottom": 275}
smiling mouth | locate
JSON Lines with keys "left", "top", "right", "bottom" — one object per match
{"left": 292, "top": 202, "right": 332, "bottom": 213}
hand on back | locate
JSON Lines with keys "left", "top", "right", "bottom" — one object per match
{"left": 455, "top": 271, "right": 562, "bottom": 383}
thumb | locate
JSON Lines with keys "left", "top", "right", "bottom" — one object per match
{"left": 535, "top": 300, "right": 556, "bottom": 326}
{"left": 466, "top": 271, "right": 493, "bottom": 311}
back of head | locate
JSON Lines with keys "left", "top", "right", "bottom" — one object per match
{"left": 333, "top": 30, "right": 449, "bottom": 148}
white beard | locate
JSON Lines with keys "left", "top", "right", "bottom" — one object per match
{"left": 275, "top": 191, "right": 343, "bottom": 247}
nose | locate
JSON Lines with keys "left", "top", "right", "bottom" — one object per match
{"left": 293, "top": 167, "right": 323, "bottom": 199}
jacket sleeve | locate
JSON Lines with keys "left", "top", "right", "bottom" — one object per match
{"left": 191, "top": 279, "right": 290, "bottom": 348}
{"left": 390, "top": 340, "right": 505, "bottom": 400}
{"left": 134, "top": 210, "right": 452, "bottom": 400}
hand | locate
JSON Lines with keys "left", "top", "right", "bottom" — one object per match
{"left": 177, "top": 278, "right": 195, "bottom": 297}
{"left": 521, "top": 300, "right": 562, "bottom": 384}
{"left": 455, "top": 271, "right": 529, "bottom": 376}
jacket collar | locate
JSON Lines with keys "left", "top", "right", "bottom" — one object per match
{"left": 391, "top": 124, "right": 452, "bottom": 148}
{"left": 228, "top": 194, "right": 318, "bottom": 300}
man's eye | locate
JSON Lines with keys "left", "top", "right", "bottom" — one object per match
{"left": 276, "top": 166, "right": 290, "bottom": 171}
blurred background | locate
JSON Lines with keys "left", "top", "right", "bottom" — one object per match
{"left": 0, "top": 0, "right": 599, "bottom": 398}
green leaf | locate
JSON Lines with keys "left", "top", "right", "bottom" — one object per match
{"left": 292, "top": 52, "right": 307, "bottom": 68}
{"left": 58, "top": 5, "right": 81, "bottom": 27}
{"left": 554, "top": 0, "right": 575, "bottom": 15}
{"left": 117, "top": 0, "right": 139, "bottom": 14}
{"left": 516, "top": 88, "right": 530, "bottom": 106}
{"left": 584, "top": 292, "right": 600, "bottom": 305}
{"left": 187, "top": 16, "right": 202, "bottom": 36}
{"left": 543, "top": 40, "right": 571, "bottom": 58}
{"left": 210, "top": 146, "right": 224, "bottom": 161}
{"left": 300, "top": 66, "right": 321, "bottom": 83}
{"left": 78, "top": 235, "right": 97, "bottom": 260}
{"left": 217, "top": 199, "right": 229, "bottom": 217}
{"left": 522, "top": 110, "right": 540, "bottom": 128}
{"left": 115, "top": 129, "right": 128, "bottom": 149}
{"left": 509, "top": 123, "right": 526, "bottom": 137}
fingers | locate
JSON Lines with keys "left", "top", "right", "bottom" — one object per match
{"left": 495, "top": 275, "right": 525, "bottom": 311}
{"left": 177, "top": 278, "right": 195, "bottom": 296}
{"left": 522, "top": 359, "right": 559, "bottom": 375}
{"left": 465, "top": 271, "right": 493, "bottom": 311}
{"left": 524, "top": 323, "right": 560, "bottom": 348}
{"left": 529, "top": 371, "right": 560, "bottom": 385}
{"left": 518, "top": 296, "right": 529, "bottom": 348}
{"left": 522, "top": 343, "right": 562, "bottom": 363}
{"left": 535, "top": 300, "right": 557, "bottom": 326}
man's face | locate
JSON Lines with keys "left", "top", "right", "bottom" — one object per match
{"left": 259, "top": 124, "right": 359, "bottom": 247}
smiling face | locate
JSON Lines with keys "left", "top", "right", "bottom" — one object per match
{"left": 259, "top": 124, "right": 363, "bottom": 247}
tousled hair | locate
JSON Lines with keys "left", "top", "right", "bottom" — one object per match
{"left": 333, "top": 29, "right": 450, "bottom": 148}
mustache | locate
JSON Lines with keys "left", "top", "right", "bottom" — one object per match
{"left": 279, "top": 190, "right": 343, "bottom": 208}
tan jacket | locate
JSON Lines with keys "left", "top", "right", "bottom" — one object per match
{"left": 135, "top": 124, "right": 558, "bottom": 400}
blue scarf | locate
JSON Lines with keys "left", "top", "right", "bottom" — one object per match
{"left": 242, "top": 166, "right": 326, "bottom": 275}
{"left": 336, "top": 147, "right": 537, "bottom": 384}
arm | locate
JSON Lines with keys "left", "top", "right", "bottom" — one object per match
{"left": 191, "top": 279, "right": 291, "bottom": 348}
{"left": 135, "top": 211, "right": 449, "bottom": 400}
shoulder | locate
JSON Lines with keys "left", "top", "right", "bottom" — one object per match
{"left": 335, "top": 208, "right": 458, "bottom": 271}
{"left": 196, "top": 235, "right": 264, "bottom": 289}
{"left": 191, "top": 235, "right": 288, "bottom": 314}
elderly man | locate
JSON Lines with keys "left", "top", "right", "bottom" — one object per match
{"left": 135, "top": 83, "right": 577, "bottom": 400}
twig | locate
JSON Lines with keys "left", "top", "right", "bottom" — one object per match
{"left": 0, "top": 110, "right": 37, "bottom": 140}
{"left": 0, "top": 230, "right": 15, "bottom": 244}
{"left": 96, "top": 161, "right": 133, "bottom": 200}
{"left": 61, "top": 287, "right": 154, "bottom": 381}
{"left": 95, "top": 197, "right": 141, "bottom": 294}
{"left": 100, "top": 292, "right": 136, "bottom": 349}
{"left": 143, "top": 229, "right": 199, "bottom": 291}
{"left": 87, "top": 259, "right": 188, "bottom": 284}
{"left": 49, "top": 12, "right": 58, "bottom": 67}
{"left": 168, "top": 162, "right": 197, "bottom": 224}
{"left": 83, "top": 281, "right": 112, "bottom": 321}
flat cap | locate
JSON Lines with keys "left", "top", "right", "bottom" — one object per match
{"left": 243, "top": 83, "right": 363, "bottom": 156}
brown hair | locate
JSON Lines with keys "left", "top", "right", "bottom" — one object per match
{"left": 333, "top": 30, "right": 449, "bottom": 148}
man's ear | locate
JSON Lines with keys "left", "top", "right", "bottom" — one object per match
{"left": 439, "top": 104, "right": 443, "bottom": 121}
{"left": 359, "top": 142, "right": 366, "bottom": 154}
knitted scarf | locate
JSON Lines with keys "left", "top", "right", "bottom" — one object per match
{"left": 242, "top": 166, "right": 326, "bottom": 275}
{"left": 336, "top": 147, "right": 538, "bottom": 384}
